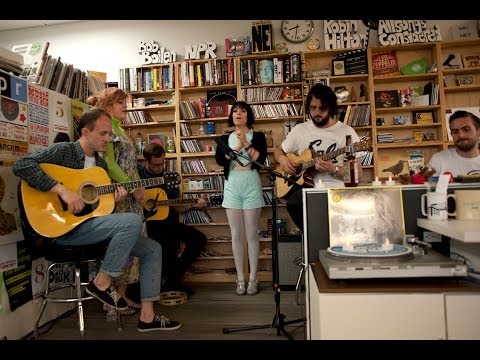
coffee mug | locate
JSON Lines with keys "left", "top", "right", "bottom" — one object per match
{"left": 449, "top": 190, "right": 480, "bottom": 220}
{"left": 421, "top": 192, "right": 455, "bottom": 221}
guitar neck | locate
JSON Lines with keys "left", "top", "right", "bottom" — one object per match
{"left": 156, "top": 198, "right": 198, "bottom": 207}
{"left": 300, "top": 146, "right": 348, "bottom": 171}
{"left": 98, "top": 177, "right": 165, "bottom": 195}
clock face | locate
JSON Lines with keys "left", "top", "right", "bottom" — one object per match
{"left": 281, "top": 20, "right": 314, "bottom": 43}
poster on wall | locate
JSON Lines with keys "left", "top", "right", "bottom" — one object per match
{"left": 71, "top": 99, "right": 89, "bottom": 141}
{"left": 0, "top": 70, "right": 29, "bottom": 150}
{"left": 0, "top": 139, "right": 28, "bottom": 162}
{"left": 0, "top": 166, "right": 22, "bottom": 246}
{"left": 0, "top": 242, "right": 17, "bottom": 272}
{"left": 27, "top": 84, "right": 49, "bottom": 153}
{"left": 49, "top": 91, "right": 72, "bottom": 143}
{"left": 31, "top": 257, "right": 47, "bottom": 300}
{"left": 2, "top": 240, "right": 33, "bottom": 311}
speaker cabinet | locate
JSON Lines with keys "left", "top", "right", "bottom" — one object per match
{"left": 277, "top": 234, "right": 302, "bottom": 290}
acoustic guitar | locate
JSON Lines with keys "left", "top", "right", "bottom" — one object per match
{"left": 20, "top": 163, "right": 178, "bottom": 238}
{"left": 275, "top": 141, "right": 372, "bottom": 199}
{"left": 143, "top": 188, "right": 202, "bottom": 221}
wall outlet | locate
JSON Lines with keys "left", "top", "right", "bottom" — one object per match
{"left": 423, "top": 231, "right": 442, "bottom": 243}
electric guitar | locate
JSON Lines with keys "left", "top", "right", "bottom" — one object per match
{"left": 143, "top": 188, "right": 203, "bottom": 222}
{"left": 275, "top": 141, "right": 372, "bottom": 199}
{"left": 20, "top": 164, "right": 178, "bottom": 238}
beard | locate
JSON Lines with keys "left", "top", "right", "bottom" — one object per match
{"left": 311, "top": 114, "right": 329, "bottom": 127}
{"left": 455, "top": 138, "right": 477, "bottom": 152}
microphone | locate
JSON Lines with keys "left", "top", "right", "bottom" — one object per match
{"left": 215, "top": 138, "right": 244, "bottom": 167}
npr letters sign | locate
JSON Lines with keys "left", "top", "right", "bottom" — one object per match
{"left": 0, "top": 69, "right": 28, "bottom": 103}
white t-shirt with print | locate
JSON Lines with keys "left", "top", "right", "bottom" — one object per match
{"left": 281, "top": 120, "right": 361, "bottom": 186}
{"left": 429, "top": 148, "right": 480, "bottom": 177}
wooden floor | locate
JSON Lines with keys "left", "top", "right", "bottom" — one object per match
{"left": 34, "top": 282, "right": 306, "bottom": 341}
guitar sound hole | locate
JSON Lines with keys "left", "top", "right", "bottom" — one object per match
{"left": 145, "top": 199, "right": 156, "bottom": 210}
{"left": 81, "top": 184, "right": 98, "bottom": 203}
{"left": 295, "top": 163, "right": 303, "bottom": 176}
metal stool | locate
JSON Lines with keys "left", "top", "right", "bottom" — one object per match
{"left": 34, "top": 241, "right": 123, "bottom": 339}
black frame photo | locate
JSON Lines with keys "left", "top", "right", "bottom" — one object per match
{"left": 332, "top": 59, "right": 346, "bottom": 76}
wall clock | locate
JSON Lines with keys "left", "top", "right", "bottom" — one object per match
{"left": 281, "top": 20, "right": 314, "bottom": 43}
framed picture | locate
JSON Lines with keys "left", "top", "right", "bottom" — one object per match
{"left": 147, "top": 133, "right": 166, "bottom": 147}
{"left": 462, "top": 54, "right": 480, "bottom": 68}
{"left": 332, "top": 59, "right": 345, "bottom": 76}
{"left": 457, "top": 74, "right": 475, "bottom": 86}
{"left": 412, "top": 110, "right": 435, "bottom": 124}
{"left": 374, "top": 90, "right": 399, "bottom": 108}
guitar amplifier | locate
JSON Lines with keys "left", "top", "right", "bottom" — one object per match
{"left": 278, "top": 234, "right": 303, "bottom": 290}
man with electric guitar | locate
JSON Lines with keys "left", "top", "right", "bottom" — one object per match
{"left": 138, "top": 142, "right": 207, "bottom": 295}
{"left": 273, "top": 83, "right": 364, "bottom": 231}
{"left": 12, "top": 107, "right": 181, "bottom": 331}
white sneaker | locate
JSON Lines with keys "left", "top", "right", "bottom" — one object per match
{"left": 247, "top": 280, "right": 258, "bottom": 295}
{"left": 235, "top": 280, "right": 246, "bottom": 296}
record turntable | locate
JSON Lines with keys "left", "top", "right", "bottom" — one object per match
{"left": 319, "top": 243, "right": 467, "bottom": 279}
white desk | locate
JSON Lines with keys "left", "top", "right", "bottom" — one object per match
{"left": 306, "top": 261, "right": 480, "bottom": 339}
{"left": 417, "top": 219, "right": 480, "bottom": 243}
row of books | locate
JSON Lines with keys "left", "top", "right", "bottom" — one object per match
{"left": 123, "top": 110, "right": 154, "bottom": 125}
{"left": 183, "top": 175, "right": 225, "bottom": 191}
{"left": 263, "top": 190, "right": 273, "bottom": 205}
{"left": 119, "top": 65, "right": 175, "bottom": 92}
{"left": 338, "top": 104, "right": 371, "bottom": 126}
{"left": 180, "top": 139, "right": 202, "bottom": 153}
{"left": 360, "top": 151, "right": 374, "bottom": 166}
{"left": 34, "top": 55, "right": 91, "bottom": 102}
{"left": 183, "top": 209, "right": 212, "bottom": 224}
{"left": 181, "top": 159, "right": 208, "bottom": 174}
{"left": 164, "top": 159, "right": 178, "bottom": 173}
{"left": 377, "top": 132, "right": 394, "bottom": 143}
{"left": 250, "top": 103, "right": 303, "bottom": 119}
{"left": 179, "top": 59, "right": 236, "bottom": 88}
{"left": 183, "top": 192, "right": 224, "bottom": 208}
{"left": 180, "top": 122, "right": 193, "bottom": 136}
{"left": 241, "top": 86, "right": 299, "bottom": 102}
{"left": 239, "top": 54, "right": 301, "bottom": 86}
{"left": 179, "top": 100, "right": 203, "bottom": 120}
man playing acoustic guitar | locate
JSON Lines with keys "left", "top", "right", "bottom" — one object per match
{"left": 138, "top": 142, "right": 207, "bottom": 295}
{"left": 13, "top": 107, "right": 181, "bottom": 331}
{"left": 273, "top": 84, "right": 363, "bottom": 231}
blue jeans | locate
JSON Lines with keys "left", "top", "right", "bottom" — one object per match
{"left": 55, "top": 213, "right": 162, "bottom": 302}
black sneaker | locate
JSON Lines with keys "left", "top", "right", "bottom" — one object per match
{"left": 138, "top": 315, "right": 182, "bottom": 332}
{"left": 86, "top": 281, "right": 128, "bottom": 310}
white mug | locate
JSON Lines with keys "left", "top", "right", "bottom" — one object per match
{"left": 421, "top": 192, "right": 455, "bottom": 221}
{"left": 449, "top": 190, "right": 480, "bottom": 220}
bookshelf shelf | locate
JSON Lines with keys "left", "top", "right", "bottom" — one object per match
{"left": 126, "top": 104, "right": 175, "bottom": 111}
{"left": 119, "top": 38, "right": 480, "bottom": 284}
{"left": 444, "top": 84, "right": 480, "bottom": 93}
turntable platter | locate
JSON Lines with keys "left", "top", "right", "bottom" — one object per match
{"left": 327, "top": 243, "right": 413, "bottom": 259}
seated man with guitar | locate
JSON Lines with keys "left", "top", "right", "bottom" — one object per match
{"left": 274, "top": 83, "right": 364, "bottom": 231}
{"left": 138, "top": 142, "right": 207, "bottom": 295}
{"left": 13, "top": 107, "right": 181, "bottom": 331}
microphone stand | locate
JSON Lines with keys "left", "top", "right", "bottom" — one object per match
{"left": 221, "top": 149, "right": 305, "bottom": 340}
